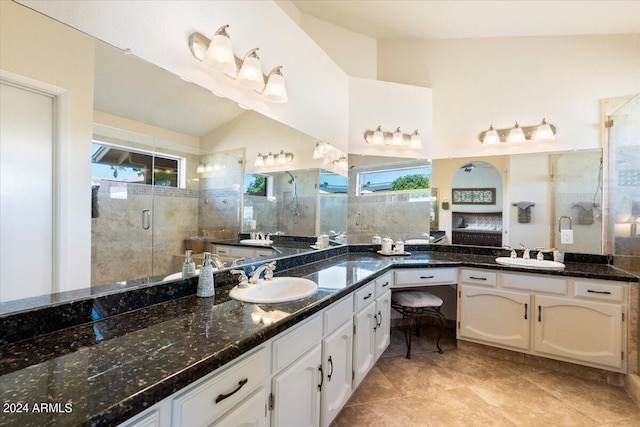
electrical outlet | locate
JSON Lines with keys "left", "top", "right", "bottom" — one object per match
{"left": 561, "top": 229, "right": 574, "bottom": 244}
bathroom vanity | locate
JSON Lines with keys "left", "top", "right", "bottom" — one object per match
{"left": 0, "top": 245, "right": 636, "bottom": 427}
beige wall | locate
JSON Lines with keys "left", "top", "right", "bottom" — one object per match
{"left": 0, "top": 1, "right": 95, "bottom": 291}
{"left": 378, "top": 34, "right": 640, "bottom": 160}
{"left": 299, "top": 13, "right": 377, "bottom": 79}
{"left": 201, "top": 111, "right": 345, "bottom": 175}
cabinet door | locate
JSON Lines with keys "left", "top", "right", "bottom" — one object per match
{"left": 212, "top": 388, "right": 267, "bottom": 427}
{"left": 353, "top": 303, "right": 376, "bottom": 389}
{"left": 321, "top": 321, "right": 353, "bottom": 427}
{"left": 374, "top": 290, "right": 391, "bottom": 361}
{"left": 458, "top": 285, "right": 531, "bottom": 350}
{"left": 271, "top": 345, "right": 321, "bottom": 427}
{"left": 534, "top": 295, "right": 623, "bottom": 370}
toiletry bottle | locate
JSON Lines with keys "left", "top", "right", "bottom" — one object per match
{"left": 182, "top": 250, "right": 196, "bottom": 278}
{"left": 197, "top": 252, "right": 215, "bottom": 297}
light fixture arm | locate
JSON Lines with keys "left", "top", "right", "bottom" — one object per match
{"left": 214, "top": 24, "right": 231, "bottom": 38}
{"left": 267, "top": 66, "right": 284, "bottom": 78}
{"left": 242, "top": 47, "right": 260, "bottom": 61}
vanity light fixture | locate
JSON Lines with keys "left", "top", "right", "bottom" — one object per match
{"left": 371, "top": 126, "right": 385, "bottom": 145}
{"left": 479, "top": 119, "right": 556, "bottom": 144}
{"left": 482, "top": 125, "right": 501, "bottom": 145}
{"left": 332, "top": 156, "right": 348, "bottom": 168}
{"left": 265, "top": 152, "right": 275, "bottom": 166}
{"left": 236, "top": 48, "right": 264, "bottom": 92}
{"left": 533, "top": 118, "right": 554, "bottom": 140}
{"left": 409, "top": 130, "right": 423, "bottom": 149}
{"left": 363, "top": 126, "right": 424, "bottom": 150}
{"left": 255, "top": 151, "right": 293, "bottom": 167}
{"left": 202, "top": 25, "right": 237, "bottom": 75}
{"left": 263, "top": 66, "right": 288, "bottom": 103}
{"left": 392, "top": 128, "right": 404, "bottom": 146}
{"left": 508, "top": 122, "right": 526, "bottom": 143}
{"left": 189, "top": 29, "right": 287, "bottom": 102}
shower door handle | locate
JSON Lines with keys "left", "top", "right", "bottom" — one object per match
{"left": 142, "top": 209, "right": 151, "bottom": 230}
{"left": 355, "top": 212, "right": 361, "bottom": 226}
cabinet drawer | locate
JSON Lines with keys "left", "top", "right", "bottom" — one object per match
{"left": 324, "top": 295, "right": 353, "bottom": 335}
{"left": 172, "top": 347, "right": 266, "bottom": 427}
{"left": 215, "top": 245, "right": 231, "bottom": 256}
{"left": 502, "top": 273, "right": 568, "bottom": 295}
{"left": 394, "top": 268, "right": 457, "bottom": 287}
{"left": 354, "top": 282, "right": 376, "bottom": 312}
{"left": 272, "top": 314, "right": 322, "bottom": 373}
{"left": 375, "top": 272, "right": 393, "bottom": 296}
{"left": 460, "top": 269, "right": 497, "bottom": 287}
{"left": 574, "top": 280, "right": 624, "bottom": 303}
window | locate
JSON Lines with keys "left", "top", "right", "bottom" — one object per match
{"left": 91, "top": 142, "right": 182, "bottom": 187}
{"left": 243, "top": 174, "right": 269, "bottom": 196}
{"left": 319, "top": 172, "right": 348, "bottom": 194}
{"left": 358, "top": 166, "right": 431, "bottom": 196}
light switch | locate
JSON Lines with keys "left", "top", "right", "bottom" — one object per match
{"left": 560, "top": 229, "right": 574, "bottom": 244}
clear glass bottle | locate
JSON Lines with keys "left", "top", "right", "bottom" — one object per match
{"left": 182, "top": 250, "right": 196, "bottom": 278}
{"left": 197, "top": 252, "right": 215, "bottom": 297}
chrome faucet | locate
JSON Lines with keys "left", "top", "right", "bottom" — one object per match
{"left": 230, "top": 269, "right": 249, "bottom": 288}
{"left": 249, "top": 261, "right": 276, "bottom": 284}
{"left": 519, "top": 243, "right": 530, "bottom": 260}
{"left": 210, "top": 254, "right": 226, "bottom": 269}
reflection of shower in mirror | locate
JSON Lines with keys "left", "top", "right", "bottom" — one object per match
{"left": 286, "top": 171, "right": 299, "bottom": 224}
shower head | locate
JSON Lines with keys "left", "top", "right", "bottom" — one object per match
{"left": 286, "top": 171, "right": 296, "bottom": 184}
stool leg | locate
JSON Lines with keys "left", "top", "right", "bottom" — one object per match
{"left": 415, "top": 315, "right": 421, "bottom": 337}
{"left": 435, "top": 309, "right": 445, "bottom": 354}
{"left": 402, "top": 315, "right": 413, "bottom": 359}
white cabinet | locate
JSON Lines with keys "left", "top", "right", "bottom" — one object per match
{"left": 458, "top": 286, "right": 530, "bottom": 351}
{"left": 172, "top": 347, "right": 267, "bottom": 427}
{"left": 212, "top": 388, "right": 267, "bottom": 427}
{"left": 271, "top": 345, "right": 322, "bottom": 427}
{"left": 321, "top": 321, "right": 353, "bottom": 427}
{"left": 270, "top": 296, "right": 353, "bottom": 427}
{"left": 534, "top": 295, "right": 624, "bottom": 370}
{"left": 374, "top": 290, "right": 391, "bottom": 360}
{"left": 352, "top": 302, "right": 376, "bottom": 389}
{"left": 457, "top": 270, "right": 629, "bottom": 373}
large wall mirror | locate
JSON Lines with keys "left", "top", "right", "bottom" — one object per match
{"left": 0, "top": 3, "right": 348, "bottom": 303}
{"left": 432, "top": 149, "right": 604, "bottom": 254}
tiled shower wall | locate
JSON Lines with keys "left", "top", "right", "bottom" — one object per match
{"left": 91, "top": 181, "right": 199, "bottom": 285}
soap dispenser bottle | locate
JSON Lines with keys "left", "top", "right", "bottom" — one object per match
{"left": 197, "top": 252, "right": 215, "bottom": 297}
{"left": 182, "top": 250, "right": 196, "bottom": 278}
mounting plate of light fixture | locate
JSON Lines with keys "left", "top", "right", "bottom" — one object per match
{"left": 363, "top": 126, "right": 423, "bottom": 149}
{"left": 479, "top": 119, "right": 556, "bottom": 144}
{"left": 189, "top": 27, "right": 287, "bottom": 103}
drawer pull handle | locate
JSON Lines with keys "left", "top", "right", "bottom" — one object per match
{"left": 318, "top": 365, "right": 323, "bottom": 391}
{"left": 469, "top": 276, "right": 487, "bottom": 281}
{"left": 419, "top": 276, "right": 434, "bottom": 279}
{"left": 524, "top": 303, "right": 528, "bottom": 320}
{"left": 382, "top": 281, "right": 390, "bottom": 287}
{"left": 363, "top": 293, "right": 372, "bottom": 300}
{"left": 327, "top": 356, "right": 334, "bottom": 381}
{"left": 215, "top": 378, "right": 248, "bottom": 403}
{"left": 538, "top": 306, "right": 542, "bottom": 322}
{"left": 587, "top": 290, "right": 611, "bottom": 295}
{"left": 377, "top": 311, "right": 382, "bottom": 327}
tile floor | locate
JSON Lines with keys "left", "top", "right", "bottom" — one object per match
{"left": 332, "top": 326, "right": 640, "bottom": 426}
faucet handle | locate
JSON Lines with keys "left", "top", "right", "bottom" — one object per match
{"left": 230, "top": 269, "right": 249, "bottom": 287}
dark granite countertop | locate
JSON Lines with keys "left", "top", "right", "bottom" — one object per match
{"left": 0, "top": 249, "right": 637, "bottom": 426}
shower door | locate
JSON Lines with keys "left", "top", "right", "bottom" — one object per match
{"left": 607, "top": 93, "right": 640, "bottom": 268}
{"left": 90, "top": 132, "right": 157, "bottom": 286}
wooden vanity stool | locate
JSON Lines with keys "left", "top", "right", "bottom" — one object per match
{"left": 391, "top": 290, "right": 445, "bottom": 359}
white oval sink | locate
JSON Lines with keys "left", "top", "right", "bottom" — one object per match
{"left": 229, "top": 277, "right": 318, "bottom": 303}
{"left": 495, "top": 257, "right": 565, "bottom": 271}
{"left": 239, "top": 239, "right": 274, "bottom": 246}
{"left": 163, "top": 269, "right": 201, "bottom": 281}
